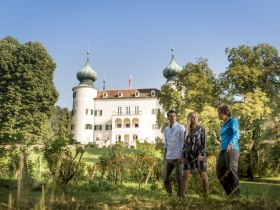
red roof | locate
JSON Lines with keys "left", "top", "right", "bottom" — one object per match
{"left": 96, "top": 88, "right": 159, "bottom": 99}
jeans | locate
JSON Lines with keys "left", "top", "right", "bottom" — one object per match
{"left": 216, "top": 149, "right": 240, "bottom": 197}
{"left": 163, "top": 159, "right": 183, "bottom": 196}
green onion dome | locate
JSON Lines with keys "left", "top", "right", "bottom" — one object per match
{"left": 76, "top": 52, "right": 97, "bottom": 85}
{"left": 163, "top": 49, "right": 182, "bottom": 82}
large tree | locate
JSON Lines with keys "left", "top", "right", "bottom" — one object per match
{"left": 177, "top": 58, "right": 218, "bottom": 113}
{"left": 219, "top": 43, "right": 280, "bottom": 177}
{"left": 220, "top": 43, "right": 280, "bottom": 113}
{"left": 0, "top": 36, "right": 58, "bottom": 144}
{"left": 157, "top": 58, "right": 220, "bottom": 155}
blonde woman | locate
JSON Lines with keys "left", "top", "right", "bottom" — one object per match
{"left": 181, "top": 112, "right": 209, "bottom": 196}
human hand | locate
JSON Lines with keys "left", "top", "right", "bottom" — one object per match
{"left": 179, "top": 156, "right": 184, "bottom": 164}
{"left": 227, "top": 144, "right": 233, "bottom": 152}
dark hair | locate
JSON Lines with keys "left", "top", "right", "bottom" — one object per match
{"left": 217, "top": 104, "right": 232, "bottom": 117}
{"left": 167, "top": 110, "right": 176, "bottom": 117}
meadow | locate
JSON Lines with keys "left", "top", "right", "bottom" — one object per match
{"left": 0, "top": 147, "right": 279, "bottom": 210}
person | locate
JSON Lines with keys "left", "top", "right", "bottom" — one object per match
{"left": 181, "top": 112, "right": 209, "bottom": 196}
{"left": 163, "top": 110, "right": 186, "bottom": 197}
{"left": 216, "top": 104, "right": 240, "bottom": 197}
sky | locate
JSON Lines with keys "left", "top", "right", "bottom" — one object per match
{"left": 1, "top": 0, "right": 280, "bottom": 109}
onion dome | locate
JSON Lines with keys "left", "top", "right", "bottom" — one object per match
{"left": 76, "top": 52, "right": 97, "bottom": 86}
{"left": 163, "top": 49, "right": 182, "bottom": 82}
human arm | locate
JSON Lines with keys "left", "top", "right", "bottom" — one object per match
{"left": 198, "top": 126, "right": 206, "bottom": 161}
{"left": 227, "top": 118, "right": 239, "bottom": 151}
{"left": 163, "top": 129, "right": 167, "bottom": 162}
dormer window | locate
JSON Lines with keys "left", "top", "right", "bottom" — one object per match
{"left": 103, "top": 92, "right": 108, "bottom": 98}
{"left": 151, "top": 90, "right": 156, "bottom": 97}
{"left": 135, "top": 91, "right": 140, "bottom": 97}
{"left": 118, "top": 91, "right": 123, "bottom": 98}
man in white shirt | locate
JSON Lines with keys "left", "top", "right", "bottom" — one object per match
{"left": 163, "top": 110, "right": 186, "bottom": 197}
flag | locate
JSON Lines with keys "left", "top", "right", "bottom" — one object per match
{"left": 128, "top": 74, "right": 132, "bottom": 88}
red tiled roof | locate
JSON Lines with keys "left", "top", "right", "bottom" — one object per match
{"left": 96, "top": 88, "right": 160, "bottom": 99}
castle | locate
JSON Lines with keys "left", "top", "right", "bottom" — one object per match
{"left": 71, "top": 49, "right": 182, "bottom": 147}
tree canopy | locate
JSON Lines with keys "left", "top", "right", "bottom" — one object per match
{"left": 0, "top": 36, "right": 59, "bottom": 144}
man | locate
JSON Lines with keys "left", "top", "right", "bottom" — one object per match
{"left": 163, "top": 110, "right": 186, "bottom": 197}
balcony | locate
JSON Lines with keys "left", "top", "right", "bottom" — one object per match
{"left": 112, "top": 111, "right": 142, "bottom": 116}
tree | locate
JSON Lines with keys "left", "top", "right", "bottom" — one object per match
{"left": 0, "top": 36, "right": 58, "bottom": 197}
{"left": 0, "top": 36, "right": 58, "bottom": 144}
{"left": 50, "top": 106, "right": 73, "bottom": 141}
{"left": 177, "top": 58, "right": 218, "bottom": 113}
{"left": 219, "top": 43, "right": 280, "bottom": 177}
{"left": 157, "top": 58, "right": 220, "bottom": 156}
{"left": 199, "top": 106, "right": 221, "bottom": 156}
{"left": 232, "top": 89, "right": 271, "bottom": 178}
{"left": 221, "top": 43, "right": 280, "bottom": 113}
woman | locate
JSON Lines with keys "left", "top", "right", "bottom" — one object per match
{"left": 181, "top": 112, "right": 209, "bottom": 196}
{"left": 216, "top": 104, "right": 240, "bottom": 197}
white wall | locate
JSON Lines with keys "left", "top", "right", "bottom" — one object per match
{"left": 72, "top": 85, "right": 98, "bottom": 144}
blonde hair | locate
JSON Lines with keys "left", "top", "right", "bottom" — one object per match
{"left": 186, "top": 112, "right": 198, "bottom": 136}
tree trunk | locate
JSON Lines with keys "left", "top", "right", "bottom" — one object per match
{"left": 144, "top": 169, "right": 152, "bottom": 184}
{"left": 16, "top": 150, "right": 32, "bottom": 206}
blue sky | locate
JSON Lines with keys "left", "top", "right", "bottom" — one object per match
{"left": 1, "top": 0, "right": 280, "bottom": 109}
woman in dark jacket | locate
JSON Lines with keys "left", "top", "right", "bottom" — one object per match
{"left": 181, "top": 112, "right": 209, "bottom": 196}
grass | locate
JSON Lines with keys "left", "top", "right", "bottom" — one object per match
{"left": 240, "top": 181, "right": 280, "bottom": 200}
{"left": 1, "top": 147, "right": 280, "bottom": 209}
{"left": 0, "top": 179, "right": 279, "bottom": 209}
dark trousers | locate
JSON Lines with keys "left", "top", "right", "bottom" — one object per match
{"left": 163, "top": 159, "right": 183, "bottom": 196}
{"left": 216, "top": 150, "right": 240, "bottom": 197}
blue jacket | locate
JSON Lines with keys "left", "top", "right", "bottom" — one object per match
{"left": 220, "top": 117, "right": 240, "bottom": 151}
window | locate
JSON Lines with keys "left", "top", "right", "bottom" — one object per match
{"left": 95, "top": 110, "right": 102, "bottom": 116}
{"left": 72, "top": 109, "right": 76, "bottom": 116}
{"left": 85, "top": 124, "right": 93, "bottom": 130}
{"left": 118, "top": 91, "right": 123, "bottom": 97}
{"left": 126, "top": 107, "right": 130, "bottom": 115}
{"left": 152, "top": 124, "right": 159, "bottom": 130}
{"left": 126, "top": 124, "right": 130, "bottom": 128}
{"left": 71, "top": 124, "right": 75, "bottom": 130}
{"left": 117, "top": 107, "right": 122, "bottom": 115}
{"left": 91, "top": 110, "right": 94, "bottom": 115}
{"left": 103, "top": 92, "right": 108, "bottom": 98}
{"left": 152, "top": 108, "right": 160, "bottom": 115}
{"left": 117, "top": 124, "right": 122, "bottom": 128}
{"left": 151, "top": 90, "right": 156, "bottom": 97}
{"left": 106, "top": 124, "right": 112, "bottom": 130}
{"left": 134, "top": 124, "right": 139, "bottom": 128}
{"left": 73, "top": 92, "right": 76, "bottom": 98}
{"left": 135, "top": 106, "right": 139, "bottom": 114}
{"left": 135, "top": 91, "right": 140, "bottom": 97}
{"left": 94, "top": 125, "right": 102, "bottom": 130}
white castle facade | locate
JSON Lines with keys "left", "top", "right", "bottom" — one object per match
{"left": 71, "top": 50, "right": 182, "bottom": 147}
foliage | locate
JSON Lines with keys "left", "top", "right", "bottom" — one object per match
{"left": 177, "top": 58, "right": 219, "bottom": 113}
{"left": 199, "top": 106, "right": 221, "bottom": 156}
{"left": 43, "top": 137, "right": 85, "bottom": 186}
{"left": 0, "top": 36, "right": 58, "bottom": 144}
{"left": 219, "top": 43, "right": 280, "bottom": 178}
{"left": 50, "top": 106, "right": 73, "bottom": 141}
{"left": 0, "top": 145, "right": 19, "bottom": 178}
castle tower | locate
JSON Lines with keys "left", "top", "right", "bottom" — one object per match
{"left": 163, "top": 48, "right": 182, "bottom": 83}
{"left": 72, "top": 52, "right": 98, "bottom": 144}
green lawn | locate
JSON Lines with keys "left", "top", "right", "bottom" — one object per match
{"left": 240, "top": 181, "right": 280, "bottom": 200}
{"left": 1, "top": 179, "right": 279, "bottom": 210}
